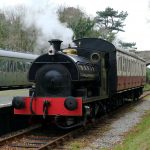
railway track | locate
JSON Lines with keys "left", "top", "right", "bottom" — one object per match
{"left": 0, "top": 123, "right": 88, "bottom": 150}
{"left": 0, "top": 124, "right": 78, "bottom": 150}
{"left": 0, "top": 91, "right": 150, "bottom": 150}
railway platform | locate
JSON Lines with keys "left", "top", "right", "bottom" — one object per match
{"left": 0, "top": 89, "right": 29, "bottom": 135}
{"left": 0, "top": 89, "right": 29, "bottom": 108}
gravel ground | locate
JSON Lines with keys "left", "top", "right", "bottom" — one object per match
{"left": 83, "top": 94, "right": 150, "bottom": 150}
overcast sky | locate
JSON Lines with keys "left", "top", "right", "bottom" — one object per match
{"left": 0, "top": 0, "right": 150, "bottom": 50}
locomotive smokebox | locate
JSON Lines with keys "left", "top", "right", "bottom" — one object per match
{"left": 48, "top": 39, "right": 63, "bottom": 52}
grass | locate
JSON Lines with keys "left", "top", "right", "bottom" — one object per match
{"left": 69, "top": 141, "right": 84, "bottom": 150}
{"left": 111, "top": 111, "right": 150, "bottom": 150}
{"left": 68, "top": 110, "right": 150, "bottom": 150}
{"left": 144, "top": 83, "right": 150, "bottom": 91}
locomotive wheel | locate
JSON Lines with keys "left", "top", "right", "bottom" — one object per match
{"left": 35, "top": 64, "right": 71, "bottom": 96}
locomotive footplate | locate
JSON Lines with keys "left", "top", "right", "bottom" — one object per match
{"left": 13, "top": 97, "right": 83, "bottom": 116}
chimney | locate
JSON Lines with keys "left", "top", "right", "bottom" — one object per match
{"left": 48, "top": 39, "right": 63, "bottom": 52}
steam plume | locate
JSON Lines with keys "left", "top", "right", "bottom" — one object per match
{"left": 0, "top": 0, "right": 73, "bottom": 53}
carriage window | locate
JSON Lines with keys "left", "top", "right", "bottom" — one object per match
{"left": 18, "top": 61, "right": 27, "bottom": 72}
{"left": 128, "top": 59, "right": 130, "bottom": 73}
{"left": 0, "top": 59, "right": 2, "bottom": 71}
{"left": 26, "top": 62, "right": 30, "bottom": 70}
{"left": 25, "top": 62, "right": 31, "bottom": 71}
{"left": 120, "top": 57, "right": 122, "bottom": 71}
{"left": 9, "top": 60, "right": 14, "bottom": 72}
{"left": 2, "top": 60, "right": 9, "bottom": 72}
{"left": 13, "top": 61, "right": 17, "bottom": 72}
{"left": 125, "top": 58, "right": 126, "bottom": 72}
{"left": 123, "top": 57, "right": 125, "bottom": 72}
{"left": 17, "top": 62, "right": 23, "bottom": 72}
{"left": 0, "top": 60, "right": 3, "bottom": 71}
{"left": 118, "top": 57, "right": 121, "bottom": 72}
{"left": 22, "top": 62, "right": 26, "bottom": 72}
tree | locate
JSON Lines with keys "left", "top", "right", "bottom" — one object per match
{"left": 69, "top": 17, "right": 97, "bottom": 39}
{"left": 58, "top": 7, "right": 99, "bottom": 39}
{"left": 118, "top": 41, "right": 137, "bottom": 49}
{"left": 95, "top": 7, "right": 128, "bottom": 42}
{"left": 0, "top": 7, "right": 38, "bottom": 52}
{"left": 146, "top": 68, "right": 150, "bottom": 83}
{"left": 0, "top": 11, "right": 10, "bottom": 49}
{"left": 58, "top": 7, "right": 84, "bottom": 26}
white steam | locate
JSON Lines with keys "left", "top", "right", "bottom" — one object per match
{"left": 23, "top": 0, "right": 73, "bottom": 52}
{"left": 0, "top": 0, "right": 73, "bottom": 53}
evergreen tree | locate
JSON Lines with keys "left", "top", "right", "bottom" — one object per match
{"left": 58, "top": 7, "right": 99, "bottom": 39}
{"left": 95, "top": 7, "right": 128, "bottom": 42}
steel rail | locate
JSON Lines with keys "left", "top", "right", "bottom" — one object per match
{"left": 0, "top": 124, "right": 41, "bottom": 146}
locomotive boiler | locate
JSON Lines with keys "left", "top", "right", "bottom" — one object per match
{"left": 12, "top": 38, "right": 146, "bottom": 129}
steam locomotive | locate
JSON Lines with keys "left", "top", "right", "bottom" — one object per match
{"left": 12, "top": 38, "right": 146, "bottom": 129}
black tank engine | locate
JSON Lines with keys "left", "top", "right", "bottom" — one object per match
{"left": 12, "top": 38, "right": 145, "bottom": 129}
{"left": 28, "top": 39, "right": 99, "bottom": 98}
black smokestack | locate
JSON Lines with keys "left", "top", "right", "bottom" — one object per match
{"left": 48, "top": 39, "right": 63, "bottom": 52}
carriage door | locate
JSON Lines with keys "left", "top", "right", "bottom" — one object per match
{"left": 100, "top": 53, "right": 109, "bottom": 98}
